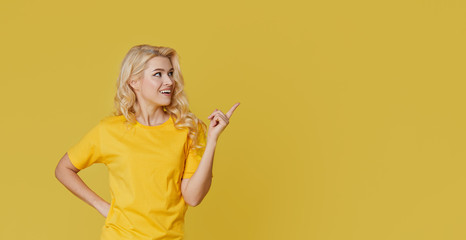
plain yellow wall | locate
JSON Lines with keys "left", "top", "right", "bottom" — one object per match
{"left": 1, "top": 0, "right": 465, "bottom": 239}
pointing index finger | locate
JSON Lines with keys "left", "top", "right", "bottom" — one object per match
{"left": 226, "top": 102, "right": 240, "bottom": 119}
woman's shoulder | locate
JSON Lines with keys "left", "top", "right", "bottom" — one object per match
{"left": 98, "top": 114, "right": 127, "bottom": 128}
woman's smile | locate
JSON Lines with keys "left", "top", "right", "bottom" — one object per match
{"left": 159, "top": 89, "right": 172, "bottom": 96}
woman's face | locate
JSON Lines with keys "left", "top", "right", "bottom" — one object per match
{"left": 131, "top": 56, "right": 174, "bottom": 108}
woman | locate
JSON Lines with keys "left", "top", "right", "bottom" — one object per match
{"left": 54, "top": 44, "right": 240, "bottom": 240}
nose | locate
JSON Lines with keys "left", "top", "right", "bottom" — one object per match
{"left": 163, "top": 75, "right": 173, "bottom": 86}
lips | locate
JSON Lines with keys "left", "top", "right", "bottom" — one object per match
{"left": 159, "top": 89, "right": 172, "bottom": 95}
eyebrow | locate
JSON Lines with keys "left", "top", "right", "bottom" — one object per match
{"left": 152, "top": 68, "right": 174, "bottom": 72}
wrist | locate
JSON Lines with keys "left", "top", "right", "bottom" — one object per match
{"left": 92, "top": 197, "right": 109, "bottom": 210}
{"left": 207, "top": 135, "right": 218, "bottom": 145}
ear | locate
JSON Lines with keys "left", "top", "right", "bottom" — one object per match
{"left": 128, "top": 78, "right": 140, "bottom": 91}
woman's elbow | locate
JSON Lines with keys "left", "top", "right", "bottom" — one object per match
{"left": 184, "top": 197, "right": 201, "bottom": 207}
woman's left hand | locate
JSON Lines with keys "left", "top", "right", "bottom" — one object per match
{"left": 207, "top": 102, "right": 240, "bottom": 141}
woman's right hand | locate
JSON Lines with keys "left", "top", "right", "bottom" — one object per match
{"left": 96, "top": 200, "right": 111, "bottom": 218}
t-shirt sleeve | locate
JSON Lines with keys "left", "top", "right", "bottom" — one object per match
{"left": 67, "top": 123, "right": 104, "bottom": 170}
{"left": 182, "top": 125, "right": 212, "bottom": 179}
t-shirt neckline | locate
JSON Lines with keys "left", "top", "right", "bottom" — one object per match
{"left": 135, "top": 115, "right": 172, "bottom": 129}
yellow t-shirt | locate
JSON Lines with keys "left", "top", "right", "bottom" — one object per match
{"left": 67, "top": 114, "right": 208, "bottom": 240}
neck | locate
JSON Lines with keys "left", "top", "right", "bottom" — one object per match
{"left": 134, "top": 102, "right": 168, "bottom": 126}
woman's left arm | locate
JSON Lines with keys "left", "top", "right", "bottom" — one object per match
{"left": 181, "top": 102, "right": 240, "bottom": 206}
{"left": 181, "top": 138, "right": 216, "bottom": 206}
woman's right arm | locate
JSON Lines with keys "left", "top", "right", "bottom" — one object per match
{"left": 54, "top": 152, "right": 110, "bottom": 218}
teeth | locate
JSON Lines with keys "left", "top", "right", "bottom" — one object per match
{"left": 159, "top": 90, "right": 171, "bottom": 94}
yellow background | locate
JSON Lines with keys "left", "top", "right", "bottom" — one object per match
{"left": 1, "top": 0, "right": 465, "bottom": 239}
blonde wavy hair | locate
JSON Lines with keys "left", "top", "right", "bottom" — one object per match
{"left": 111, "top": 44, "right": 207, "bottom": 151}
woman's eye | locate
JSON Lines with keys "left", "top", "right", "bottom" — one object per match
{"left": 153, "top": 72, "right": 173, "bottom": 77}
